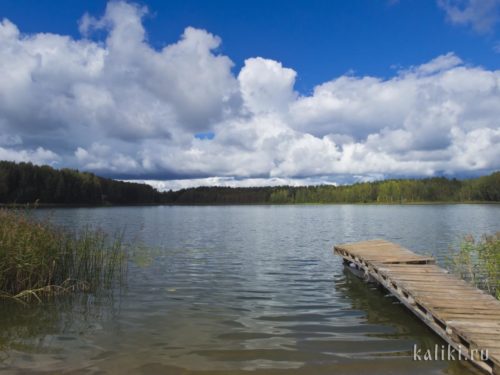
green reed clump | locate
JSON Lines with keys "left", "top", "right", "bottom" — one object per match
{"left": 447, "top": 232, "right": 500, "bottom": 300}
{"left": 0, "top": 209, "right": 127, "bottom": 302}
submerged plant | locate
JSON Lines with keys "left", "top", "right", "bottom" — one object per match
{"left": 447, "top": 232, "right": 500, "bottom": 300}
{"left": 0, "top": 208, "right": 127, "bottom": 302}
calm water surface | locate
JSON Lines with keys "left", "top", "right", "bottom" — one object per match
{"left": 1, "top": 204, "right": 499, "bottom": 374}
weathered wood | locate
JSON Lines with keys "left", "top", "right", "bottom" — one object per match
{"left": 334, "top": 239, "right": 500, "bottom": 375}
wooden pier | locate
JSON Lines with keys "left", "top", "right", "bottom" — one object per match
{"left": 334, "top": 239, "right": 500, "bottom": 375}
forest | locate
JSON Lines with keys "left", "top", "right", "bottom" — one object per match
{"left": 0, "top": 160, "right": 499, "bottom": 205}
{"left": 0, "top": 161, "right": 161, "bottom": 205}
{"left": 163, "top": 172, "right": 500, "bottom": 204}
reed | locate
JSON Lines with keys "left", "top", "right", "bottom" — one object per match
{"left": 447, "top": 232, "right": 500, "bottom": 300}
{"left": 0, "top": 208, "right": 127, "bottom": 302}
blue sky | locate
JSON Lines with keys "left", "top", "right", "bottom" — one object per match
{"left": 1, "top": 0, "right": 499, "bottom": 92}
{"left": 0, "top": 0, "right": 499, "bottom": 190}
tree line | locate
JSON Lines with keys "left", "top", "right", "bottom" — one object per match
{"left": 0, "top": 160, "right": 498, "bottom": 205}
{"left": 163, "top": 172, "right": 500, "bottom": 204}
{"left": 0, "top": 161, "right": 161, "bottom": 205}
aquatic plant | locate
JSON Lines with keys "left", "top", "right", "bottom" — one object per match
{"left": 447, "top": 232, "right": 500, "bottom": 300}
{"left": 0, "top": 208, "right": 127, "bottom": 302}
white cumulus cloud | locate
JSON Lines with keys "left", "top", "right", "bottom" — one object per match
{"left": 0, "top": 1, "right": 499, "bottom": 187}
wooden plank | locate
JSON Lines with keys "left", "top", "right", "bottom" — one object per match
{"left": 406, "top": 288, "right": 482, "bottom": 295}
{"left": 448, "top": 321, "right": 500, "bottom": 328}
{"left": 393, "top": 281, "right": 483, "bottom": 288}
{"left": 409, "top": 291, "right": 496, "bottom": 299}
{"left": 334, "top": 239, "right": 500, "bottom": 375}
{"left": 432, "top": 307, "right": 500, "bottom": 314}
{"left": 440, "top": 314, "right": 500, "bottom": 321}
{"left": 468, "top": 339, "right": 500, "bottom": 348}
{"left": 447, "top": 330, "right": 500, "bottom": 337}
{"left": 419, "top": 298, "right": 499, "bottom": 306}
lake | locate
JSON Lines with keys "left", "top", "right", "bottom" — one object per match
{"left": 1, "top": 204, "right": 499, "bottom": 374}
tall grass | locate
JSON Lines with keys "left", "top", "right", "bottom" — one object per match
{"left": 447, "top": 232, "right": 500, "bottom": 300}
{"left": 0, "top": 209, "right": 127, "bottom": 302}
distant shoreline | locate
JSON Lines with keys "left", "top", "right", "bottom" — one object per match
{"left": 2, "top": 161, "right": 499, "bottom": 206}
{"left": 2, "top": 201, "right": 499, "bottom": 209}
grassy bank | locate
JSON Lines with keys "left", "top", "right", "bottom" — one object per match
{"left": 447, "top": 232, "right": 500, "bottom": 300}
{"left": 0, "top": 209, "right": 127, "bottom": 302}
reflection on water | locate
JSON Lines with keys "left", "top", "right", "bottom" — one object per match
{"left": 1, "top": 205, "right": 498, "bottom": 374}
{"left": 0, "top": 293, "right": 120, "bottom": 373}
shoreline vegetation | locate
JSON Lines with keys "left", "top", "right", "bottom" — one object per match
{"left": 447, "top": 233, "right": 500, "bottom": 300}
{"left": 2, "top": 201, "right": 498, "bottom": 209}
{"left": 0, "top": 209, "right": 127, "bottom": 302}
{"left": 0, "top": 160, "right": 499, "bottom": 205}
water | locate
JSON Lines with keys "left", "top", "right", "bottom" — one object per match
{"left": 1, "top": 204, "right": 499, "bottom": 374}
